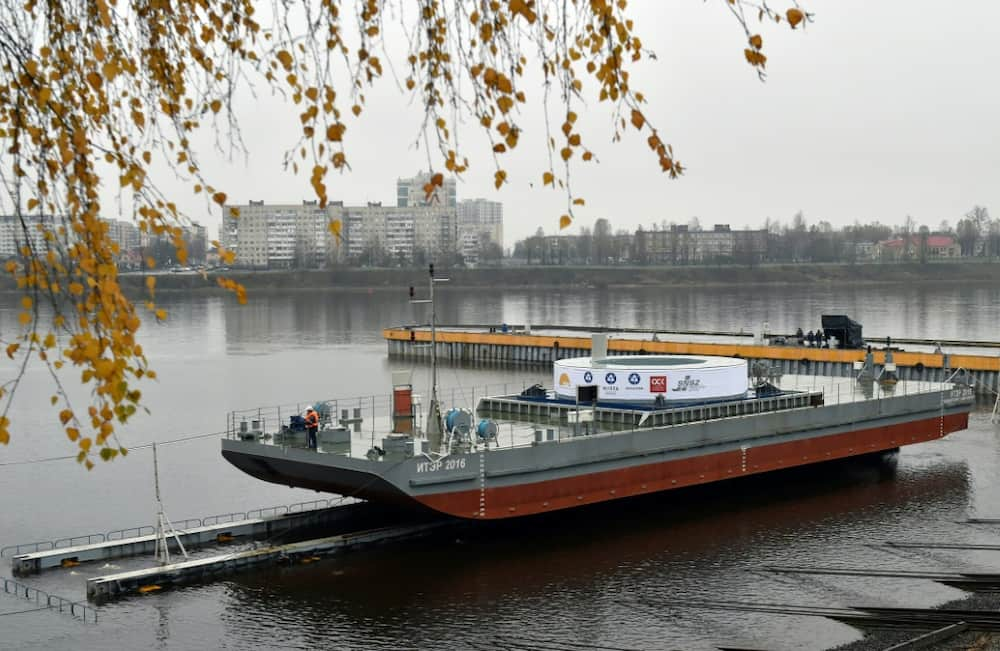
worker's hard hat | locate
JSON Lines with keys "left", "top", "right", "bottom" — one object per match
{"left": 305, "top": 405, "right": 313, "bottom": 411}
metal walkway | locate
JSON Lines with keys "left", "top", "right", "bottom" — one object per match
{"left": 86, "top": 522, "right": 449, "bottom": 602}
{"left": 10, "top": 502, "right": 370, "bottom": 576}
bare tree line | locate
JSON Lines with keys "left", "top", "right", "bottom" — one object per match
{"left": 510, "top": 207, "right": 996, "bottom": 266}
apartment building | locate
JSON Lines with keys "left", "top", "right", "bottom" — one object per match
{"left": 221, "top": 173, "right": 497, "bottom": 268}
{"left": 0, "top": 214, "right": 62, "bottom": 258}
{"left": 641, "top": 224, "right": 766, "bottom": 264}
{"left": 396, "top": 171, "right": 457, "bottom": 208}
{"left": 222, "top": 200, "right": 337, "bottom": 268}
{"left": 334, "top": 203, "right": 456, "bottom": 264}
{"left": 103, "top": 219, "right": 141, "bottom": 253}
{"left": 457, "top": 198, "right": 503, "bottom": 263}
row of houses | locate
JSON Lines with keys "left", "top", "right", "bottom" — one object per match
{"left": 519, "top": 225, "right": 969, "bottom": 266}
{"left": 638, "top": 225, "right": 768, "bottom": 264}
{"left": 220, "top": 172, "right": 504, "bottom": 268}
{"left": 0, "top": 214, "right": 207, "bottom": 267}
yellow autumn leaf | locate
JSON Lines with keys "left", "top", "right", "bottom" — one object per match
{"left": 749, "top": 34, "right": 762, "bottom": 49}
{"left": 328, "top": 219, "right": 343, "bottom": 241}
{"left": 786, "top": 8, "right": 804, "bottom": 28}
{"left": 631, "top": 109, "right": 645, "bottom": 130}
{"left": 210, "top": 100, "right": 222, "bottom": 113}
{"left": 155, "top": 309, "right": 167, "bottom": 321}
{"left": 59, "top": 409, "right": 73, "bottom": 424}
{"left": 573, "top": 198, "right": 585, "bottom": 206}
{"left": 212, "top": 192, "right": 227, "bottom": 205}
{"left": 543, "top": 172, "right": 554, "bottom": 186}
{"left": 559, "top": 215, "right": 572, "bottom": 230}
{"left": 326, "top": 123, "right": 346, "bottom": 141}
{"left": 276, "top": 50, "right": 293, "bottom": 70}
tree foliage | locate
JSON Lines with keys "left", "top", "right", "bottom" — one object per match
{"left": 0, "top": 0, "right": 810, "bottom": 462}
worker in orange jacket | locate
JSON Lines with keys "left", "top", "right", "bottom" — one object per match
{"left": 304, "top": 406, "right": 319, "bottom": 450}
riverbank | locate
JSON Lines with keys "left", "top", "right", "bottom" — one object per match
{"left": 132, "top": 261, "right": 1000, "bottom": 292}
{"left": 4, "top": 261, "right": 1000, "bottom": 294}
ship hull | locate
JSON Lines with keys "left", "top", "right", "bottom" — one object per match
{"left": 223, "top": 400, "right": 970, "bottom": 520}
{"left": 416, "top": 412, "right": 967, "bottom": 518}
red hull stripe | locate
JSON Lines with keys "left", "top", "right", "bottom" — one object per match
{"left": 415, "top": 413, "right": 969, "bottom": 520}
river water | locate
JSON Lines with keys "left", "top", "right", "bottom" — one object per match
{"left": 1, "top": 283, "right": 999, "bottom": 650}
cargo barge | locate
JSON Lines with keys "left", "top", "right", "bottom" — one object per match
{"left": 221, "top": 351, "right": 974, "bottom": 520}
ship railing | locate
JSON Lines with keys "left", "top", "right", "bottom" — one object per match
{"left": 223, "top": 382, "right": 530, "bottom": 441}
{"left": 478, "top": 378, "right": 968, "bottom": 450}
{"left": 477, "top": 390, "right": 825, "bottom": 432}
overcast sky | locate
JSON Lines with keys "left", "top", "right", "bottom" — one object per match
{"left": 158, "top": 0, "right": 1000, "bottom": 248}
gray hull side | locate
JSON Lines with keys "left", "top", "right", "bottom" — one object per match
{"left": 223, "top": 389, "right": 971, "bottom": 502}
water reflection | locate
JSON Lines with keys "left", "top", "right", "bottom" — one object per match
{"left": 184, "top": 283, "right": 1000, "bottom": 354}
{"left": 219, "top": 455, "right": 970, "bottom": 650}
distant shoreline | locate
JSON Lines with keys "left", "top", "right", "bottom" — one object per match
{"left": 3, "top": 262, "right": 1000, "bottom": 294}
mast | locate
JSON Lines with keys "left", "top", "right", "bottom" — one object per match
{"left": 152, "top": 442, "right": 189, "bottom": 566}
{"left": 411, "top": 263, "right": 448, "bottom": 451}
{"left": 430, "top": 263, "right": 438, "bottom": 415}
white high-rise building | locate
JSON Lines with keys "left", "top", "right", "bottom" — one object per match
{"left": 102, "top": 219, "right": 141, "bottom": 253}
{"left": 221, "top": 200, "right": 339, "bottom": 268}
{"left": 0, "top": 214, "right": 62, "bottom": 258}
{"left": 334, "top": 203, "right": 456, "bottom": 265}
{"left": 396, "top": 171, "right": 457, "bottom": 208}
{"left": 457, "top": 198, "right": 503, "bottom": 263}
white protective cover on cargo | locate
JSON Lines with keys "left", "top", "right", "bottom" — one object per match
{"left": 553, "top": 355, "right": 748, "bottom": 403}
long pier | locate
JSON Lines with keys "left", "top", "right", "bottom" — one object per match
{"left": 384, "top": 326, "right": 1000, "bottom": 395}
{"left": 9, "top": 502, "right": 370, "bottom": 576}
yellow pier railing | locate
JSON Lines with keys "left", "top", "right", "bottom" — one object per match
{"left": 383, "top": 327, "right": 1000, "bottom": 373}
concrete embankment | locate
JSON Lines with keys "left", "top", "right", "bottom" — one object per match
{"left": 92, "top": 261, "right": 1000, "bottom": 293}
{"left": 3, "top": 262, "right": 1000, "bottom": 294}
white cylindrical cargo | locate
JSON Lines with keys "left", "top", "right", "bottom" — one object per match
{"left": 553, "top": 354, "right": 748, "bottom": 404}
